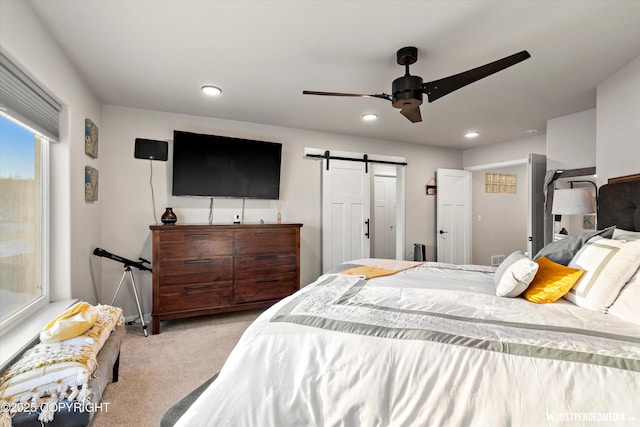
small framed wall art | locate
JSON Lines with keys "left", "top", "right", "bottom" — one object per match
{"left": 425, "top": 178, "right": 437, "bottom": 195}
{"left": 583, "top": 214, "right": 596, "bottom": 230}
{"left": 85, "top": 166, "right": 99, "bottom": 201}
{"left": 85, "top": 118, "right": 99, "bottom": 158}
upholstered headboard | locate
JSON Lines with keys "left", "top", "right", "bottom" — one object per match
{"left": 598, "top": 180, "right": 640, "bottom": 232}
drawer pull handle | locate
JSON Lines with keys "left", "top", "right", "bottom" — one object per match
{"left": 254, "top": 232, "right": 278, "bottom": 236}
{"left": 186, "top": 234, "right": 211, "bottom": 239}
{"left": 256, "top": 255, "right": 277, "bottom": 260}
{"left": 256, "top": 279, "right": 279, "bottom": 284}
{"left": 184, "top": 259, "right": 213, "bottom": 264}
{"left": 184, "top": 284, "right": 212, "bottom": 291}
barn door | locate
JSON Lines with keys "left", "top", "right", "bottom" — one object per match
{"left": 322, "top": 159, "right": 370, "bottom": 272}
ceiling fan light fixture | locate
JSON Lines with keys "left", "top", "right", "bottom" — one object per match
{"left": 362, "top": 113, "right": 378, "bottom": 122}
{"left": 465, "top": 131, "right": 479, "bottom": 138}
{"left": 201, "top": 85, "right": 222, "bottom": 96}
{"left": 303, "top": 48, "right": 530, "bottom": 125}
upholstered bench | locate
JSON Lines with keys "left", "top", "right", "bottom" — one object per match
{"left": 0, "top": 304, "right": 124, "bottom": 427}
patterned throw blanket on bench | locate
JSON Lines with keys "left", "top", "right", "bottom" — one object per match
{"left": 0, "top": 304, "right": 123, "bottom": 426}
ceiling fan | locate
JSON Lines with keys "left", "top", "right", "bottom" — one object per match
{"left": 303, "top": 47, "right": 531, "bottom": 123}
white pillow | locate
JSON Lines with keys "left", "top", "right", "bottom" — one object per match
{"left": 565, "top": 237, "right": 640, "bottom": 312}
{"left": 607, "top": 269, "right": 640, "bottom": 325}
{"left": 612, "top": 228, "right": 640, "bottom": 240}
{"left": 494, "top": 251, "right": 539, "bottom": 298}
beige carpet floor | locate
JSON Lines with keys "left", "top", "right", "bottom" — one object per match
{"left": 92, "top": 310, "right": 262, "bottom": 427}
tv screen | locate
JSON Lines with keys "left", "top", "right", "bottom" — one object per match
{"left": 172, "top": 130, "right": 282, "bottom": 199}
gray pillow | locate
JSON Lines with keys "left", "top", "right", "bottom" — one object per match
{"left": 494, "top": 251, "right": 539, "bottom": 298}
{"left": 533, "top": 226, "right": 615, "bottom": 266}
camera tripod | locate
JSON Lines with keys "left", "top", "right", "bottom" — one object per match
{"left": 110, "top": 266, "right": 148, "bottom": 337}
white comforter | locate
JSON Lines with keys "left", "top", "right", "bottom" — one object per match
{"left": 176, "top": 262, "right": 640, "bottom": 427}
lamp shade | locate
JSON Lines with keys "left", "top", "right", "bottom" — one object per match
{"left": 552, "top": 188, "right": 596, "bottom": 215}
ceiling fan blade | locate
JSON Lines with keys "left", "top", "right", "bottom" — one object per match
{"left": 303, "top": 90, "right": 391, "bottom": 100}
{"left": 422, "top": 50, "right": 531, "bottom": 103}
{"left": 400, "top": 106, "right": 422, "bottom": 123}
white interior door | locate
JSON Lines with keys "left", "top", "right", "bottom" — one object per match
{"left": 436, "top": 169, "right": 471, "bottom": 264}
{"left": 322, "top": 159, "right": 370, "bottom": 272}
{"left": 527, "top": 153, "right": 547, "bottom": 256}
{"left": 374, "top": 175, "right": 397, "bottom": 259}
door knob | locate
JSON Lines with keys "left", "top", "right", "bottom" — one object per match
{"left": 439, "top": 230, "right": 449, "bottom": 235}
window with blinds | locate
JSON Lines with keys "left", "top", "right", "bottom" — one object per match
{"left": 0, "top": 51, "right": 59, "bottom": 332}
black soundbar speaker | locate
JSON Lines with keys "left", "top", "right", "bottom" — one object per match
{"left": 134, "top": 138, "right": 168, "bottom": 161}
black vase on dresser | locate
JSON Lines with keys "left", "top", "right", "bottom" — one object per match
{"left": 160, "top": 207, "right": 177, "bottom": 224}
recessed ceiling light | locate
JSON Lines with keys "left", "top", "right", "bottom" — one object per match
{"left": 464, "top": 131, "right": 479, "bottom": 138}
{"left": 362, "top": 113, "right": 378, "bottom": 121}
{"left": 201, "top": 85, "right": 222, "bottom": 96}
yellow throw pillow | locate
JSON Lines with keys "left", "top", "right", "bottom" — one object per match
{"left": 40, "top": 301, "right": 99, "bottom": 343}
{"left": 524, "top": 257, "right": 584, "bottom": 304}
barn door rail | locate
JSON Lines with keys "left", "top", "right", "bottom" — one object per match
{"left": 305, "top": 150, "right": 408, "bottom": 172}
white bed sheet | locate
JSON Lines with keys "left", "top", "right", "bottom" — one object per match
{"left": 176, "top": 261, "right": 640, "bottom": 427}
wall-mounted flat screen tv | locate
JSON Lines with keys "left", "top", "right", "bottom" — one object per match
{"left": 172, "top": 130, "right": 282, "bottom": 199}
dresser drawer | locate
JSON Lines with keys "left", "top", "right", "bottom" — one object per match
{"left": 159, "top": 281, "right": 233, "bottom": 312}
{"left": 234, "top": 274, "right": 297, "bottom": 304}
{"left": 234, "top": 254, "right": 297, "bottom": 279}
{"left": 159, "top": 230, "right": 233, "bottom": 260}
{"left": 234, "top": 228, "right": 296, "bottom": 255}
{"left": 160, "top": 256, "right": 233, "bottom": 285}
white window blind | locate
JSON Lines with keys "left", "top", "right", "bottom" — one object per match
{"left": 0, "top": 52, "right": 62, "bottom": 141}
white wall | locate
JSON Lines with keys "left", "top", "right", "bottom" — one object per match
{"left": 544, "top": 109, "right": 597, "bottom": 236}
{"left": 596, "top": 55, "right": 640, "bottom": 185}
{"left": 463, "top": 134, "right": 546, "bottom": 168}
{"left": 471, "top": 165, "right": 528, "bottom": 265}
{"left": 1, "top": 1, "right": 103, "bottom": 303}
{"left": 100, "top": 105, "right": 461, "bottom": 318}
{"left": 463, "top": 135, "right": 545, "bottom": 264}
{"left": 546, "top": 109, "right": 596, "bottom": 171}
{"left": 543, "top": 54, "right": 639, "bottom": 234}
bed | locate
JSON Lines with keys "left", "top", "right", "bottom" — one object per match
{"left": 164, "top": 179, "right": 640, "bottom": 427}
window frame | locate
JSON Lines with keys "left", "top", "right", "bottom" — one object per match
{"left": 0, "top": 112, "right": 50, "bottom": 336}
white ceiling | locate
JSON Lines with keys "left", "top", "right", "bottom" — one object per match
{"left": 28, "top": 0, "right": 640, "bottom": 149}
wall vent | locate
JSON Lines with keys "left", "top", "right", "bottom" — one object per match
{"left": 491, "top": 255, "right": 505, "bottom": 266}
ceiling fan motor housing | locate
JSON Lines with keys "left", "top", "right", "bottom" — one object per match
{"left": 392, "top": 75, "right": 424, "bottom": 108}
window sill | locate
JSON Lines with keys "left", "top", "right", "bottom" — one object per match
{"left": 0, "top": 299, "right": 76, "bottom": 372}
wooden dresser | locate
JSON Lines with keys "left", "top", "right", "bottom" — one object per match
{"left": 149, "top": 223, "right": 302, "bottom": 334}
